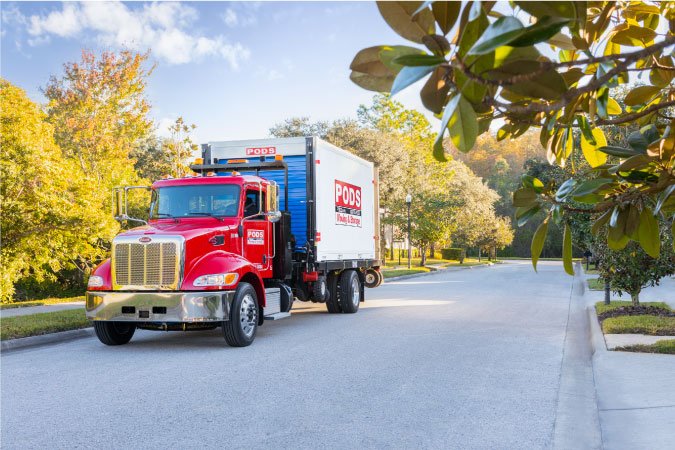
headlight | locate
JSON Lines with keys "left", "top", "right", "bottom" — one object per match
{"left": 193, "top": 273, "right": 238, "bottom": 287}
{"left": 88, "top": 276, "right": 104, "bottom": 287}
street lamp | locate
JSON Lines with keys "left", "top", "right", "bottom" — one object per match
{"left": 406, "top": 193, "right": 412, "bottom": 270}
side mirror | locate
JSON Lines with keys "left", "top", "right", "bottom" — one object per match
{"left": 267, "top": 211, "right": 282, "bottom": 223}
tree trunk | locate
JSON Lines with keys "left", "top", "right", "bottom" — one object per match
{"left": 430, "top": 242, "right": 435, "bottom": 259}
{"left": 420, "top": 245, "right": 426, "bottom": 267}
{"left": 631, "top": 290, "right": 640, "bottom": 306}
{"left": 477, "top": 247, "right": 481, "bottom": 262}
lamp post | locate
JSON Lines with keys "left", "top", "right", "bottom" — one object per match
{"left": 406, "top": 194, "right": 412, "bottom": 270}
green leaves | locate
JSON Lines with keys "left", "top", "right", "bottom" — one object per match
{"left": 349, "top": 46, "right": 421, "bottom": 92}
{"left": 431, "top": 1, "right": 461, "bottom": 35}
{"left": 390, "top": 65, "right": 437, "bottom": 97}
{"left": 522, "top": 175, "right": 544, "bottom": 193}
{"left": 531, "top": 219, "right": 549, "bottom": 272}
{"left": 377, "top": 1, "right": 435, "bottom": 43}
{"left": 468, "top": 17, "right": 524, "bottom": 55}
{"left": 420, "top": 67, "right": 450, "bottom": 114}
{"left": 563, "top": 222, "right": 574, "bottom": 276}
{"left": 513, "top": 188, "right": 538, "bottom": 207}
{"left": 515, "top": 1, "right": 577, "bottom": 19}
{"left": 435, "top": 94, "right": 478, "bottom": 157}
{"left": 637, "top": 207, "right": 660, "bottom": 258}
{"left": 488, "top": 60, "right": 567, "bottom": 100}
{"left": 391, "top": 54, "right": 447, "bottom": 66}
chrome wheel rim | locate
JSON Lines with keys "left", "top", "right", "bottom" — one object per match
{"left": 365, "top": 272, "right": 376, "bottom": 284}
{"left": 351, "top": 277, "right": 360, "bottom": 306}
{"left": 240, "top": 294, "right": 257, "bottom": 338}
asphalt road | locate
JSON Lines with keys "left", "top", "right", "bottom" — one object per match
{"left": 1, "top": 261, "right": 575, "bottom": 450}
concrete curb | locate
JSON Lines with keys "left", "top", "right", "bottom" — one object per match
{"left": 1, "top": 327, "right": 94, "bottom": 354}
{"left": 588, "top": 306, "right": 607, "bottom": 355}
{"left": 383, "top": 262, "right": 494, "bottom": 283}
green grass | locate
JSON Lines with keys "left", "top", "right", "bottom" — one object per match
{"left": 0, "top": 296, "right": 84, "bottom": 310}
{"left": 602, "top": 315, "right": 675, "bottom": 336}
{"left": 584, "top": 268, "right": 600, "bottom": 275}
{"left": 595, "top": 301, "right": 672, "bottom": 314}
{"left": 1, "top": 309, "right": 91, "bottom": 341}
{"left": 615, "top": 339, "right": 675, "bottom": 354}
{"left": 442, "top": 260, "right": 494, "bottom": 267}
{"left": 588, "top": 278, "right": 604, "bottom": 290}
{"left": 382, "top": 268, "right": 431, "bottom": 279}
{"left": 497, "top": 257, "right": 583, "bottom": 261}
{"left": 383, "top": 257, "right": 490, "bottom": 269}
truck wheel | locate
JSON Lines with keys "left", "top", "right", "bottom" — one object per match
{"left": 313, "top": 276, "right": 329, "bottom": 302}
{"left": 223, "top": 282, "right": 258, "bottom": 347}
{"left": 375, "top": 270, "right": 384, "bottom": 287}
{"left": 325, "top": 272, "right": 342, "bottom": 313}
{"left": 339, "top": 270, "right": 361, "bottom": 314}
{"left": 94, "top": 321, "right": 135, "bottom": 346}
{"left": 364, "top": 269, "right": 379, "bottom": 288}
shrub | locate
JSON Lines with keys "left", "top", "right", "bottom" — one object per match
{"left": 441, "top": 248, "right": 464, "bottom": 262}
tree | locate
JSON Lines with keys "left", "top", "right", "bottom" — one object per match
{"left": 0, "top": 80, "right": 81, "bottom": 302}
{"left": 349, "top": 1, "right": 675, "bottom": 272}
{"left": 43, "top": 50, "right": 155, "bottom": 275}
{"left": 269, "top": 117, "right": 330, "bottom": 138}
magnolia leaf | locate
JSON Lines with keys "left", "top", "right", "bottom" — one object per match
{"left": 390, "top": 65, "right": 436, "bottom": 97}
{"left": 560, "top": 68, "right": 584, "bottom": 87}
{"left": 391, "top": 54, "right": 447, "bottom": 66}
{"left": 517, "top": 204, "right": 541, "bottom": 227}
{"left": 580, "top": 128, "right": 608, "bottom": 168}
{"left": 447, "top": 95, "right": 478, "bottom": 152}
{"left": 592, "top": 209, "right": 613, "bottom": 235}
{"left": 547, "top": 32, "right": 576, "bottom": 50}
{"left": 379, "top": 46, "right": 427, "bottom": 72}
{"left": 350, "top": 46, "right": 399, "bottom": 77}
{"left": 493, "top": 45, "right": 540, "bottom": 67}
{"left": 617, "top": 154, "right": 652, "bottom": 172}
{"left": 654, "top": 184, "right": 675, "bottom": 215}
{"left": 522, "top": 175, "right": 544, "bottom": 193}
{"left": 468, "top": 16, "right": 524, "bottom": 55}
{"left": 623, "top": 85, "right": 661, "bottom": 106}
{"left": 627, "top": 130, "right": 650, "bottom": 152}
{"left": 607, "top": 97, "right": 622, "bottom": 115}
{"left": 625, "top": 204, "right": 640, "bottom": 239}
{"left": 531, "top": 219, "right": 549, "bottom": 272}
{"left": 571, "top": 178, "right": 613, "bottom": 196}
{"left": 637, "top": 207, "right": 660, "bottom": 258}
{"left": 432, "top": 1, "right": 461, "bottom": 35}
{"left": 349, "top": 71, "right": 395, "bottom": 92}
{"left": 513, "top": 188, "right": 538, "bottom": 207}
{"left": 598, "top": 145, "right": 640, "bottom": 158}
{"left": 509, "top": 16, "right": 571, "bottom": 47}
{"left": 576, "top": 115, "right": 595, "bottom": 144}
{"left": 377, "top": 1, "right": 436, "bottom": 43}
{"left": 420, "top": 67, "right": 450, "bottom": 114}
{"left": 488, "top": 60, "right": 566, "bottom": 100}
{"left": 422, "top": 34, "right": 451, "bottom": 55}
{"left": 607, "top": 230, "right": 630, "bottom": 251}
{"left": 468, "top": 1, "right": 482, "bottom": 22}
{"left": 555, "top": 179, "right": 577, "bottom": 201}
{"left": 563, "top": 222, "right": 574, "bottom": 276}
{"left": 611, "top": 25, "right": 657, "bottom": 46}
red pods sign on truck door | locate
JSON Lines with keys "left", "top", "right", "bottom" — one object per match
{"left": 335, "top": 180, "right": 362, "bottom": 227}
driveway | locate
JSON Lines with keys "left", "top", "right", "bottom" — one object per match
{"left": 1, "top": 261, "right": 576, "bottom": 449}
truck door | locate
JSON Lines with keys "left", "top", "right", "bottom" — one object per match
{"left": 242, "top": 187, "right": 273, "bottom": 276}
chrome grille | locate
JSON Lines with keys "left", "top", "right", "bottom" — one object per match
{"left": 112, "top": 237, "right": 182, "bottom": 289}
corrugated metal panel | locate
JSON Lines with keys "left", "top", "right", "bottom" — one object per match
{"left": 228, "top": 155, "right": 308, "bottom": 251}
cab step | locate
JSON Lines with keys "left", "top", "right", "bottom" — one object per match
{"left": 263, "top": 312, "right": 291, "bottom": 320}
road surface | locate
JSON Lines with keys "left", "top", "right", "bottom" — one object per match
{"left": 1, "top": 261, "right": 577, "bottom": 449}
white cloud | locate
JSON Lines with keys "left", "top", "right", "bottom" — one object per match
{"left": 222, "top": 9, "right": 238, "bottom": 27}
{"left": 18, "top": 1, "right": 249, "bottom": 68}
{"left": 266, "top": 69, "right": 283, "bottom": 81}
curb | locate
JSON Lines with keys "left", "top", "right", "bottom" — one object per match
{"left": 587, "top": 306, "right": 607, "bottom": 355}
{"left": 383, "top": 262, "right": 494, "bottom": 282}
{"left": 1, "top": 327, "right": 94, "bottom": 354}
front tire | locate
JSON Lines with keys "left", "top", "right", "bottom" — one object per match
{"left": 339, "top": 270, "right": 361, "bottom": 314}
{"left": 325, "top": 271, "right": 342, "bottom": 313}
{"left": 223, "top": 282, "right": 258, "bottom": 347}
{"left": 94, "top": 321, "right": 135, "bottom": 345}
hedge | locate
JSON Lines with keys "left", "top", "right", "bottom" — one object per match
{"left": 441, "top": 248, "right": 464, "bottom": 261}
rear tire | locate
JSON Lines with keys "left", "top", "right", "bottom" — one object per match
{"left": 313, "top": 276, "right": 329, "bottom": 302}
{"left": 364, "top": 269, "right": 379, "bottom": 288}
{"left": 223, "top": 282, "right": 258, "bottom": 347}
{"left": 325, "top": 271, "right": 342, "bottom": 313}
{"left": 375, "top": 270, "right": 384, "bottom": 287}
{"left": 339, "top": 270, "right": 361, "bottom": 314}
{"left": 94, "top": 321, "right": 135, "bottom": 346}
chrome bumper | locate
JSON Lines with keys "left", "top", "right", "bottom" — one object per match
{"left": 86, "top": 291, "right": 235, "bottom": 322}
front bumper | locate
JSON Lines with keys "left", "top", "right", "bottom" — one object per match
{"left": 86, "top": 290, "right": 235, "bottom": 322}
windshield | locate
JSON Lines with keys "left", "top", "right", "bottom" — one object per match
{"left": 150, "top": 184, "right": 240, "bottom": 219}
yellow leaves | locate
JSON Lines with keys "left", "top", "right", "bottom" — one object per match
{"left": 581, "top": 128, "right": 608, "bottom": 167}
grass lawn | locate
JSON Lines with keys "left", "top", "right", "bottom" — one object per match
{"left": 602, "top": 315, "right": 675, "bottom": 336}
{"left": 615, "top": 339, "right": 675, "bottom": 354}
{"left": 584, "top": 268, "right": 600, "bottom": 275}
{"left": 595, "top": 301, "right": 672, "bottom": 314}
{"left": 497, "top": 257, "right": 582, "bottom": 261}
{"left": 442, "top": 260, "right": 494, "bottom": 267}
{"left": 1, "top": 309, "right": 91, "bottom": 341}
{"left": 382, "top": 268, "right": 431, "bottom": 279}
{"left": 0, "top": 296, "right": 84, "bottom": 310}
{"left": 588, "top": 278, "right": 604, "bottom": 290}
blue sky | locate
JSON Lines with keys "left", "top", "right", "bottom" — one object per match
{"left": 1, "top": 1, "right": 438, "bottom": 145}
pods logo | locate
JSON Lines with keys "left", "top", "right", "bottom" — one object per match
{"left": 335, "top": 180, "right": 362, "bottom": 227}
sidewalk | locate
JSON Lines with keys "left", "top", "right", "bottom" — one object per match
{"left": 585, "top": 274, "right": 675, "bottom": 450}
{"left": 0, "top": 301, "right": 85, "bottom": 318}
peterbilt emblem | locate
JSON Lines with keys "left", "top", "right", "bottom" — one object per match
{"left": 138, "top": 237, "right": 152, "bottom": 243}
